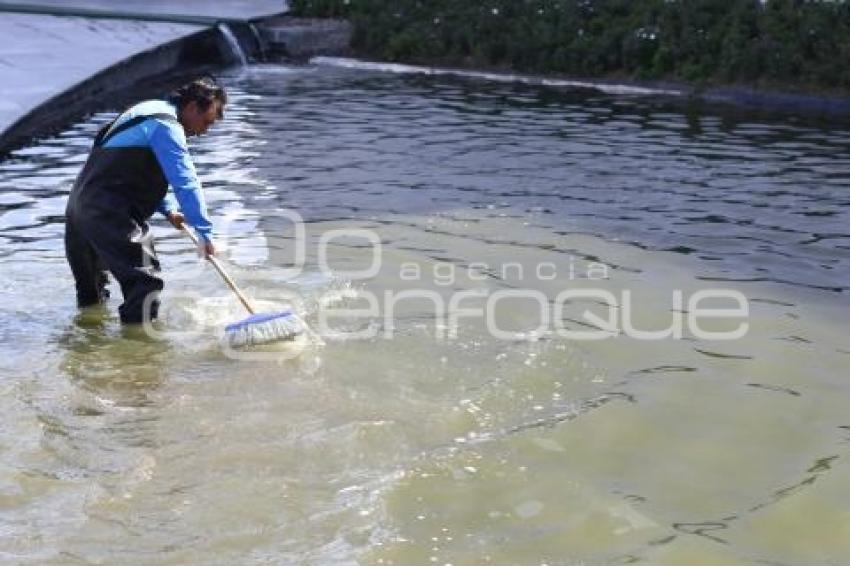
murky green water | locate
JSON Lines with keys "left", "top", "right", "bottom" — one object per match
{"left": 0, "top": 61, "right": 848, "bottom": 564}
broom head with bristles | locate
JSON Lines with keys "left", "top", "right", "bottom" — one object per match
{"left": 223, "top": 310, "right": 305, "bottom": 348}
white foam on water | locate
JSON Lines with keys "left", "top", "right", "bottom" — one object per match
{"left": 240, "top": 63, "right": 310, "bottom": 76}
{"left": 158, "top": 266, "right": 354, "bottom": 356}
{"left": 311, "top": 56, "right": 683, "bottom": 96}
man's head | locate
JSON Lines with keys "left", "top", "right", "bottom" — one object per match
{"left": 169, "top": 78, "right": 227, "bottom": 136}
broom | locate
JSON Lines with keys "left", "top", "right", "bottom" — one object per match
{"left": 182, "top": 226, "right": 308, "bottom": 348}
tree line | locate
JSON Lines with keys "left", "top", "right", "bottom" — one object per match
{"left": 290, "top": 0, "right": 850, "bottom": 91}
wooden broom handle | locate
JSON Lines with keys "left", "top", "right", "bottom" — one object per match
{"left": 182, "top": 226, "right": 255, "bottom": 314}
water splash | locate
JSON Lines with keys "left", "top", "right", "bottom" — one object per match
{"left": 217, "top": 23, "right": 248, "bottom": 66}
{"left": 247, "top": 22, "right": 267, "bottom": 62}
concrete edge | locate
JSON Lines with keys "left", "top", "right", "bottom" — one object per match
{"left": 0, "top": 21, "right": 269, "bottom": 157}
{"left": 699, "top": 85, "right": 850, "bottom": 117}
{"left": 0, "top": 2, "right": 283, "bottom": 25}
{"left": 569, "top": 76, "right": 850, "bottom": 118}
{"left": 258, "top": 16, "right": 353, "bottom": 60}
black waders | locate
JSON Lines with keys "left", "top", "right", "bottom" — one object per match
{"left": 64, "top": 113, "right": 177, "bottom": 324}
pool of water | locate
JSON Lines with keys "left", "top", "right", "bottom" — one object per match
{"left": 0, "top": 61, "right": 848, "bottom": 564}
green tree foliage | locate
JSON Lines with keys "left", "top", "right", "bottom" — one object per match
{"left": 290, "top": 0, "right": 850, "bottom": 90}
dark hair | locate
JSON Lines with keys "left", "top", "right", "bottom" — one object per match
{"left": 168, "top": 77, "right": 227, "bottom": 117}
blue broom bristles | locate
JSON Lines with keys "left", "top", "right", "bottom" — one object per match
{"left": 223, "top": 310, "right": 304, "bottom": 348}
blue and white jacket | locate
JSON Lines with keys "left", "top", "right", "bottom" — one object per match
{"left": 102, "top": 100, "right": 214, "bottom": 241}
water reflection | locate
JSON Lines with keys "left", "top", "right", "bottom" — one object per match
{"left": 207, "top": 65, "right": 850, "bottom": 301}
{"left": 58, "top": 312, "right": 171, "bottom": 408}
